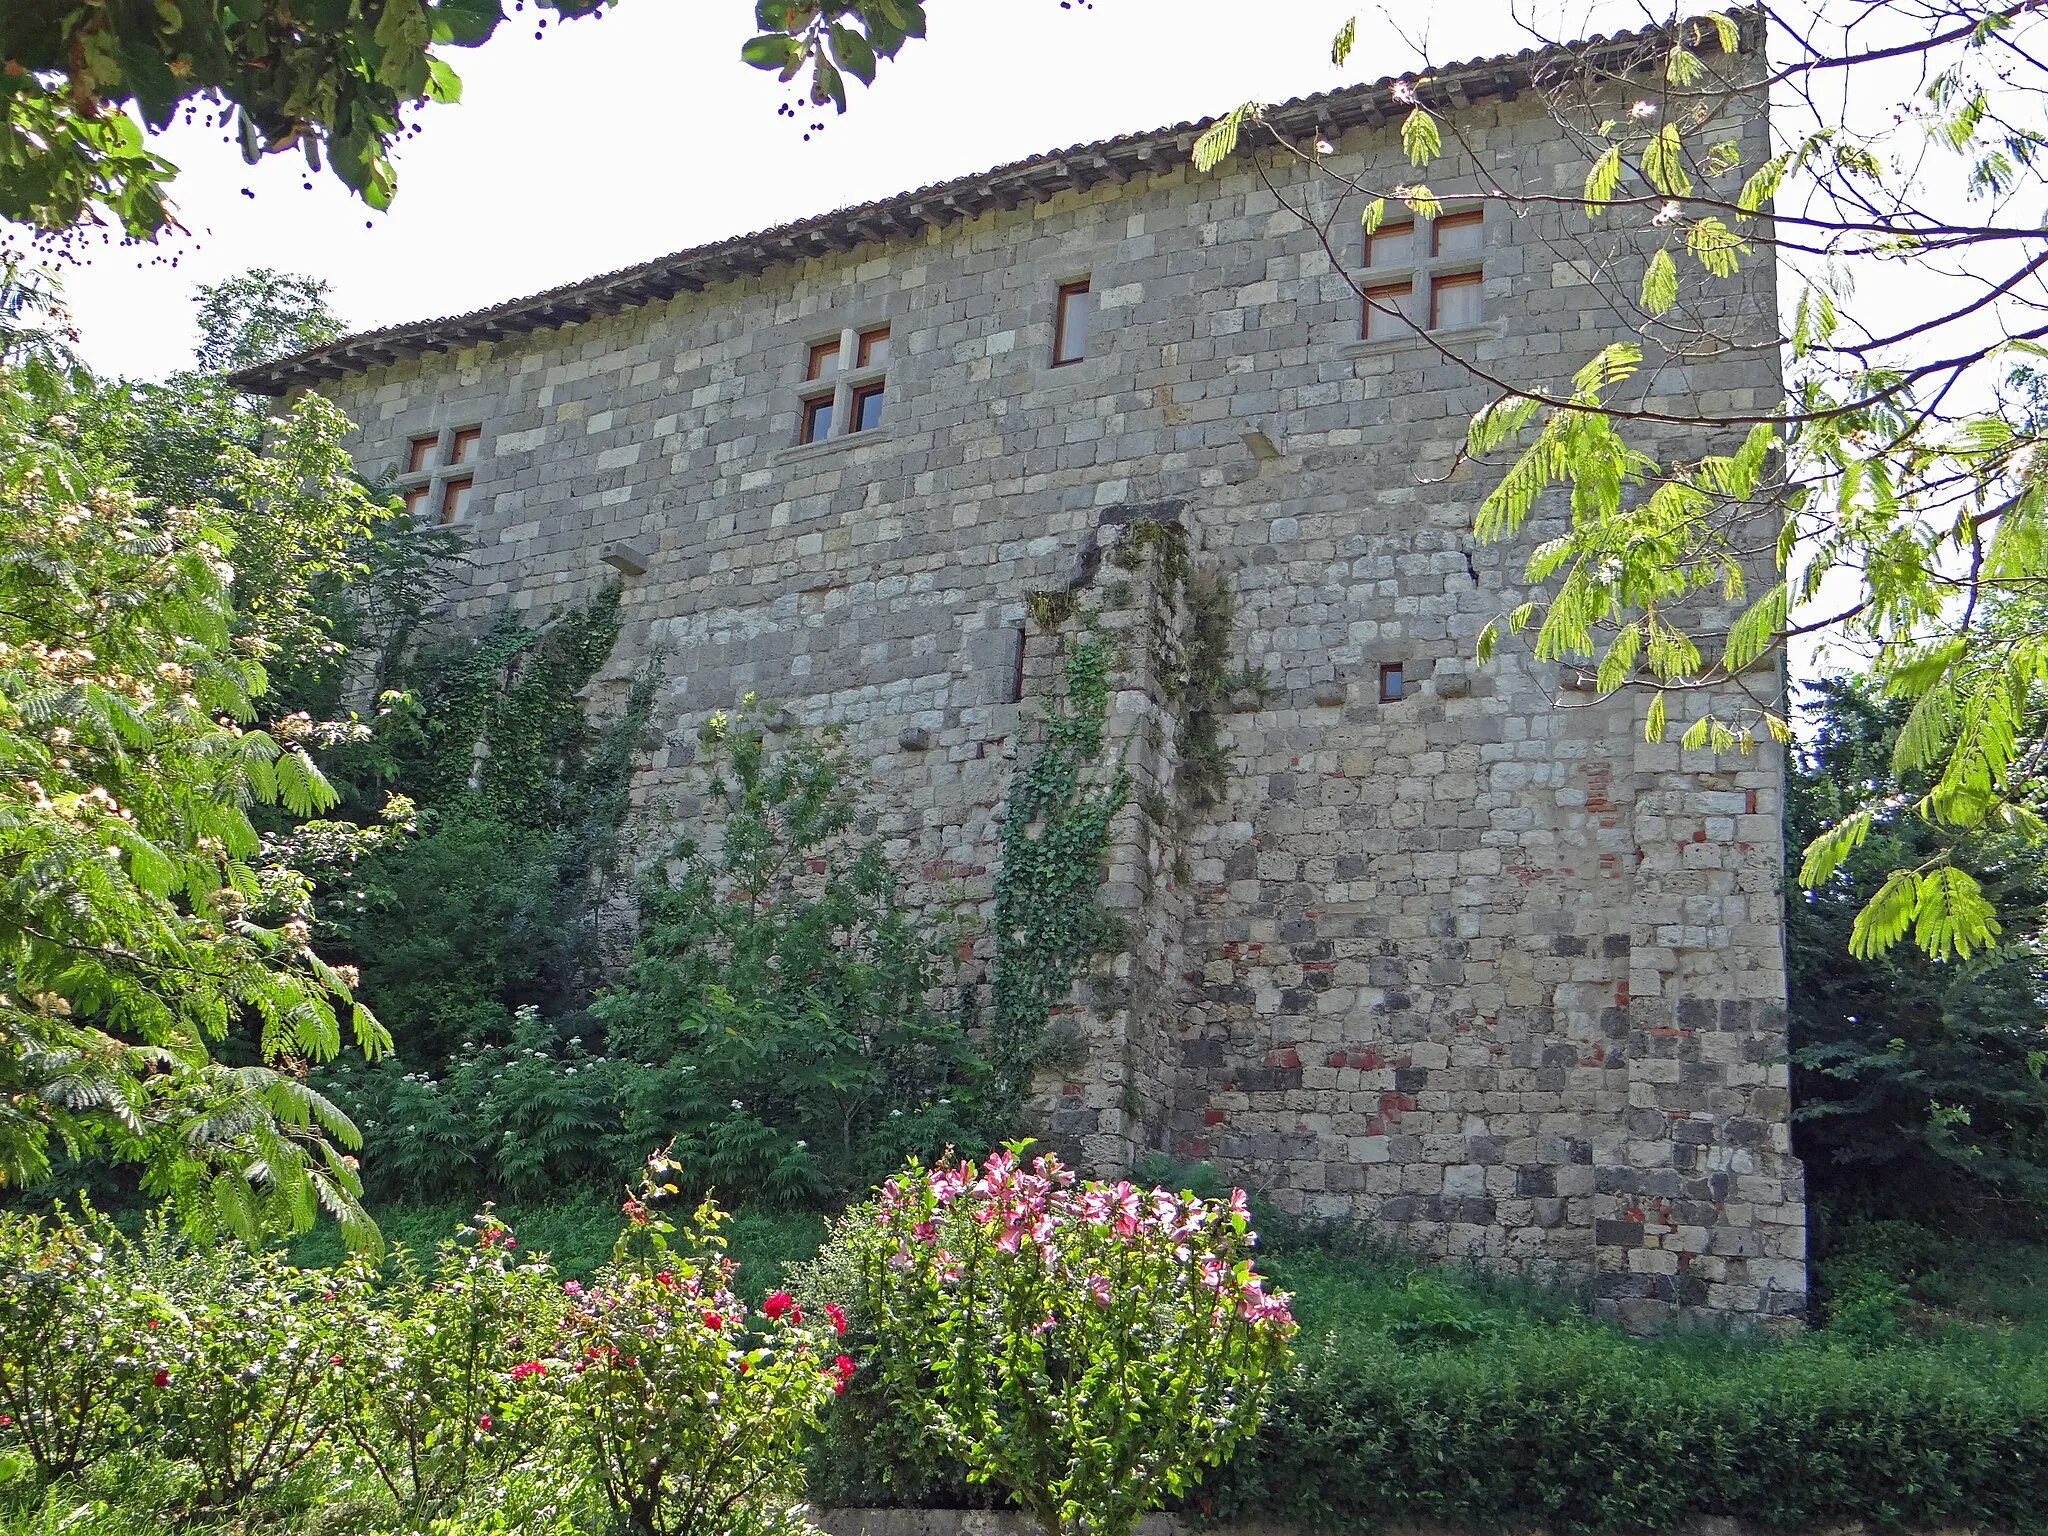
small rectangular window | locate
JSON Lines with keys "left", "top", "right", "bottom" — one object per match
{"left": 1380, "top": 662, "right": 1405, "bottom": 702}
{"left": 403, "top": 486, "right": 430, "bottom": 518}
{"left": 1431, "top": 272, "right": 1484, "bottom": 329}
{"left": 1366, "top": 221, "right": 1416, "bottom": 268}
{"left": 1433, "top": 210, "right": 1485, "bottom": 258}
{"left": 807, "top": 340, "right": 841, "bottom": 381}
{"left": 406, "top": 435, "right": 437, "bottom": 474}
{"left": 801, "top": 395, "right": 835, "bottom": 444}
{"left": 1054, "top": 280, "right": 1091, "bottom": 365}
{"left": 856, "top": 327, "right": 891, "bottom": 369}
{"left": 451, "top": 427, "right": 482, "bottom": 465}
{"left": 1363, "top": 280, "right": 1415, "bottom": 340}
{"left": 849, "top": 382, "right": 886, "bottom": 433}
{"left": 1009, "top": 627, "right": 1028, "bottom": 704}
{"left": 439, "top": 477, "right": 474, "bottom": 525}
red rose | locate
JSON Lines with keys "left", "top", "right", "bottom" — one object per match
{"left": 702, "top": 1311, "right": 722, "bottom": 1330}
{"left": 152, "top": 1370, "right": 168, "bottom": 1388}
{"left": 763, "top": 1291, "right": 793, "bottom": 1320}
{"left": 825, "top": 1303, "right": 847, "bottom": 1335}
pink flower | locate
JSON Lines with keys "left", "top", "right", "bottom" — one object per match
{"left": 478, "top": 1414, "right": 492, "bottom": 1431}
{"left": 564, "top": 1281, "right": 583, "bottom": 1296}
{"left": 654, "top": 1271, "right": 677, "bottom": 1290}
{"left": 763, "top": 1291, "right": 793, "bottom": 1320}
{"left": 1088, "top": 1275, "right": 1113, "bottom": 1307}
{"left": 511, "top": 1361, "right": 546, "bottom": 1381}
{"left": 825, "top": 1303, "right": 847, "bottom": 1335}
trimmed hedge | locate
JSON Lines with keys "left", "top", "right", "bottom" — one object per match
{"left": 1202, "top": 1327, "right": 2048, "bottom": 1534}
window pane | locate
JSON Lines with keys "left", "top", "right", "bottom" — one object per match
{"left": 1056, "top": 284, "right": 1091, "bottom": 364}
{"left": 802, "top": 397, "right": 834, "bottom": 443}
{"left": 1432, "top": 274, "right": 1484, "bottom": 329}
{"left": 404, "top": 486, "right": 429, "bottom": 518}
{"left": 857, "top": 328, "right": 890, "bottom": 368}
{"left": 407, "top": 436, "right": 436, "bottom": 473}
{"left": 852, "top": 386, "right": 885, "bottom": 432}
{"left": 440, "top": 479, "right": 473, "bottom": 525}
{"left": 452, "top": 428, "right": 482, "bottom": 465}
{"left": 1364, "top": 282, "right": 1414, "bottom": 339}
{"left": 1381, "top": 663, "right": 1405, "bottom": 702}
{"left": 808, "top": 341, "right": 840, "bottom": 380}
{"left": 1367, "top": 222, "right": 1416, "bottom": 267}
{"left": 1434, "top": 212, "right": 1485, "bottom": 257}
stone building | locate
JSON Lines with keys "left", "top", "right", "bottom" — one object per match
{"left": 239, "top": 20, "right": 1805, "bottom": 1326}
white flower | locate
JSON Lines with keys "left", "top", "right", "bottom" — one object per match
{"left": 1653, "top": 200, "right": 1682, "bottom": 225}
{"left": 1313, "top": 136, "right": 1336, "bottom": 156}
{"left": 1630, "top": 99, "right": 1657, "bottom": 120}
{"left": 731, "top": 1099, "right": 745, "bottom": 1111}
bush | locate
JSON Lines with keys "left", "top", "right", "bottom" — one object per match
{"left": 556, "top": 1192, "right": 843, "bottom": 1536}
{"left": 332, "top": 1208, "right": 562, "bottom": 1519}
{"left": 833, "top": 1149, "right": 1296, "bottom": 1536}
{"left": 0, "top": 1205, "right": 155, "bottom": 1478}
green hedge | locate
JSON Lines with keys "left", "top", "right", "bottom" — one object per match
{"left": 1201, "top": 1327, "right": 2048, "bottom": 1534}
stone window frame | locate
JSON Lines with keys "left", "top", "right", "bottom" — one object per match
{"left": 1052, "top": 277, "right": 1091, "bottom": 366}
{"left": 395, "top": 424, "right": 487, "bottom": 524}
{"left": 1351, "top": 202, "right": 1494, "bottom": 349}
{"left": 793, "top": 323, "right": 892, "bottom": 449}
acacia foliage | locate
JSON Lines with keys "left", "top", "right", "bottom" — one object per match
{"left": 0, "top": 378, "right": 388, "bottom": 1245}
{"left": 1788, "top": 676, "right": 2048, "bottom": 1220}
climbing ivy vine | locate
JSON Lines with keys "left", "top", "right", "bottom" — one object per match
{"left": 991, "top": 631, "right": 1130, "bottom": 1095}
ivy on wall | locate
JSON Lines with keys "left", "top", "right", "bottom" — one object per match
{"left": 991, "top": 630, "right": 1130, "bottom": 1096}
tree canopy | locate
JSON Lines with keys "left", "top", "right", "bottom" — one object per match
{"left": 0, "top": 1, "right": 928, "bottom": 246}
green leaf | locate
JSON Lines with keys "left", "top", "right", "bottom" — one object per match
{"left": 741, "top": 34, "right": 801, "bottom": 71}
{"left": 1583, "top": 144, "right": 1622, "bottom": 216}
{"left": 1737, "top": 152, "right": 1788, "bottom": 214}
{"left": 1666, "top": 46, "right": 1702, "bottom": 86}
{"left": 1641, "top": 124, "right": 1693, "bottom": 196}
{"left": 424, "top": 55, "right": 462, "bottom": 104}
{"left": 1641, "top": 246, "right": 1679, "bottom": 314}
{"left": 828, "top": 23, "right": 877, "bottom": 85}
{"left": 1401, "top": 107, "right": 1440, "bottom": 166}
{"left": 1360, "top": 196, "right": 1385, "bottom": 234}
{"left": 1331, "top": 15, "right": 1356, "bottom": 66}
{"left": 1799, "top": 807, "right": 1874, "bottom": 888}
{"left": 1704, "top": 9, "right": 1740, "bottom": 51}
{"left": 1848, "top": 869, "right": 1918, "bottom": 958}
{"left": 1644, "top": 690, "right": 1667, "bottom": 741}
{"left": 1194, "top": 104, "right": 1258, "bottom": 173}
{"left": 429, "top": 0, "right": 501, "bottom": 46}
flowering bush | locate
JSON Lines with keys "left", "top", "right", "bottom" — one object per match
{"left": 0, "top": 1204, "right": 155, "bottom": 1477}
{"left": 555, "top": 1182, "right": 846, "bottom": 1536}
{"left": 142, "top": 1233, "right": 360, "bottom": 1506}
{"left": 849, "top": 1146, "right": 1296, "bottom": 1536}
{"left": 332, "top": 1207, "right": 563, "bottom": 1518}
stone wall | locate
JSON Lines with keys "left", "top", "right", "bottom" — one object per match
{"left": 312, "top": 71, "right": 1802, "bottom": 1324}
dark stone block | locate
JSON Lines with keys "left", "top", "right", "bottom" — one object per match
{"left": 1596, "top": 1219, "right": 1645, "bottom": 1247}
{"left": 1552, "top": 934, "right": 1588, "bottom": 957}
{"left": 1379, "top": 1197, "right": 1421, "bottom": 1222}
{"left": 1602, "top": 933, "right": 1632, "bottom": 957}
{"left": 1394, "top": 1067, "right": 1429, "bottom": 1093}
{"left": 1516, "top": 1166, "right": 1556, "bottom": 1197}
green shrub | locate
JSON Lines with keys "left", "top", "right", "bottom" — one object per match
{"left": 331, "top": 1208, "right": 562, "bottom": 1520}
{"left": 557, "top": 1192, "right": 842, "bottom": 1536}
{"left": 0, "top": 1206, "right": 155, "bottom": 1478}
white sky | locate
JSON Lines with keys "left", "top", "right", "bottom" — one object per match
{"left": 53, "top": 0, "right": 1649, "bottom": 380}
